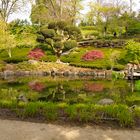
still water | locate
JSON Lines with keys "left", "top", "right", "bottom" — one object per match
{"left": 0, "top": 76, "right": 139, "bottom": 106}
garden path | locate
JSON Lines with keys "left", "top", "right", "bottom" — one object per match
{"left": 0, "top": 119, "right": 139, "bottom": 140}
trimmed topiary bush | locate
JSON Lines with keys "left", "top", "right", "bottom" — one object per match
{"left": 40, "top": 29, "right": 56, "bottom": 38}
{"left": 63, "top": 40, "right": 77, "bottom": 51}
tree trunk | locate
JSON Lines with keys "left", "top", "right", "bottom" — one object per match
{"left": 60, "top": 0, "right": 63, "bottom": 20}
{"left": 8, "top": 49, "right": 12, "bottom": 58}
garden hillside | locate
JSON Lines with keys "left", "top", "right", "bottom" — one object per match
{"left": 0, "top": 0, "right": 140, "bottom": 129}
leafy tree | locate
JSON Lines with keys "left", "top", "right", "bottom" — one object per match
{"left": 31, "top": 0, "right": 83, "bottom": 25}
{"left": 0, "top": 20, "right": 16, "bottom": 57}
{"left": 125, "top": 40, "right": 140, "bottom": 64}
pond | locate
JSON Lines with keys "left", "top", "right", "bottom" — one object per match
{"left": 0, "top": 76, "right": 140, "bottom": 106}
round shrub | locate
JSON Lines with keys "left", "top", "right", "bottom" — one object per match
{"left": 36, "top": 34, "right": 45, "bottom": 43}
{"left": 57, "top": 21, "right": 67, "bottom": 30}
{"left": 45, "top": 38, "right": 53, "bottom": 46}
{"left": 54, "top": 41, "right": 63, "bottom": 49}
{"left": 64, "top": 25, "right": 82, "bottom": 40}
{"left": 48, "top": 22, "right": 57, "bottom": 30}
{"left": 82, "top": 50, "right": 104, "bottom": 61}
{"left": 53, "top": 35, "right": 62, "bottom": 41}
{"left": 40, "top": 29, "right": 56, "bottom": 38}
{"left": 63, "top": 40, "right": 77, "bottom": 51}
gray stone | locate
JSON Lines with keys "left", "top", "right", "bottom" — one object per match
{"left": 28, "top": 60, "right": 38, "bottom": 65}
{"left": 4, "top": 70, "right": 14, "bottom": 76}
{"left": 98, "top": 98, "right": 114, "bottom": 105}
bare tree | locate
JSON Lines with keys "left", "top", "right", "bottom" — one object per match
{"left": 0, "top": 0, "right": 30, "bottom": 22}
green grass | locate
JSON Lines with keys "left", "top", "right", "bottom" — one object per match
{"left": 0, "top": 48, "right": 31, "bottom": 63}
{"left": 0, "top": 45, "right": 126, "bottom": 70}
{"left": 61, "top": 47, "right": 126, "bottom": 70}
{"left": 0, "top": 100, "right": 138, "bottom": 127}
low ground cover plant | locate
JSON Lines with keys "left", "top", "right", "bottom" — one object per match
{"left": 28, "top": 48, "right": 45, "bottom": 60}
{"left": 82, "top": 50, "right": 104, "bottom": 61}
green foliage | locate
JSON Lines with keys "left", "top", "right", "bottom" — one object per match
{"left": 0, "top": 48, "right": 29, "bottom": 63}
{"left": 135, "top": 80, "right": 140, "bottom": 91}
{"left": 0, "top": 20, "right": 16, "bottom": 57}
{"left": 30, "top": 4, "right": 49, "bottom": 25}
{"left": 0, "top": 100, "right": 137, "bottom": 127}
{"left": 48, "top": 21, "right": 57, "bottom": 30}
{"left": 40, "top": 28, "right": 56, "bottom": 38}
{"left": 112, "top": 72, "right": 124, "bottom": 79}
{"left": 54, "top": 41, "right": 63, "bottom": 49}
{"left": 64, "top": 25, "right": 82, "bottom": 40}
{"left": 125, "top": 40, "right": 140, "bottom": 63}
{"left": 63, "top": 40, "right": 77, "bottom": 51}
{"left": 126, "top": 95, "right": 140, "bottom": 106}
{"left": 127, "top": 19, "right": 140, "bottom": 36}
{"left": 36, "top": 34, "right": 45, "bottom": 43}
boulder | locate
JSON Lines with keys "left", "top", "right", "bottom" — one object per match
{"left": 28, "top": 60, "right": 38, "bottom": 65}
{"left": 4, "top": 70, "right": 14, "bottom": 76}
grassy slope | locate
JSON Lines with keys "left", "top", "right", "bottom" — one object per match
{"left": 0, "top": 46, "right": 126, "bottom": 70}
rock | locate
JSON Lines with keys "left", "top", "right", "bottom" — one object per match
{"left": 43, "top": 71, "right": 51, "bottom": 76}
{"left": 4, "top": 70, "right": 14, "bottom": 76}
{"left": 17, "top": 94, "right": 28, "bottom": 103}
{"left": 5, "top": 64, "right": 15, "bottom": 71}
{"left": 28, "top": 60, "right": 38, "bottom": 65}
{"left": 63, "top": 71, "right": 70, "bottom": 76}
{"left": 98, "top": 98, "right": 114, "bottom": 105}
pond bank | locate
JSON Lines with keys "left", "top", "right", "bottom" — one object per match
{"left": 0, "top": 62, "right": 126, "bottom": 78}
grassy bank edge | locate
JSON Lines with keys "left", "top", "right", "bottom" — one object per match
{"left": 0, "top": 100, "right": 140, "bottom": 127}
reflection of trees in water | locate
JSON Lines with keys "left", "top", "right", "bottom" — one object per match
{"left": 109, "top": 80, "right": 131, "bottom": 103}
{"left": 39, "top": 83, "right": 66, "bottom": 102}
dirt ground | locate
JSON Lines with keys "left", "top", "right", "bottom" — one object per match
{"left": 0, "top": 119, "right": 139, "bottom": 140}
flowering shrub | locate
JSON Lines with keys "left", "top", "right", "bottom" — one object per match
{"left": 84, "top": 83, "right": 104, "bottom": 92}
{"left": 29, "top": 81, "right": 46, "bottom": 92}
{"left": 82, "top": 50, "right": 104, "bottom": 61}
{"left": 28, "top": 48, "right": 45, "bottom": 60}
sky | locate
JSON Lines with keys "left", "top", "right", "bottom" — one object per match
{"left": 9, "top": 0, "right": 140, "bottom": 22}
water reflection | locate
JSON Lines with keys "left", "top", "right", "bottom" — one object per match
{"left": 0, "top": 76, "right": 139, "bottom": 105}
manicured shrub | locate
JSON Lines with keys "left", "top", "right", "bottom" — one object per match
{"left": 40, "top": 29, "right": 56, "bottom": 38}
{"left": 48, "top": 21, "right": 57, "bottom": 30}
{"left": 28, "top": 48, "right": 45, "bottom": 60}
{"left": 64, "top": 25, "right": 82, "bottom": 40}
{"left": 82, "top": 50, "right": 104, "bottom": 61}
{"left": 63, "top": 40, "right": 77, "bottom": 51}
{"left": 57, "top": 21, "right": 67, "bottom": 30}
{"left": 54, "top": 41, "right": 63, "bottom": 49}
{"left": 53, "top": 35, "right": 62, "bottom": 42}
{"left": 36, "top": 34, "right": 45, "bottom": 43}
